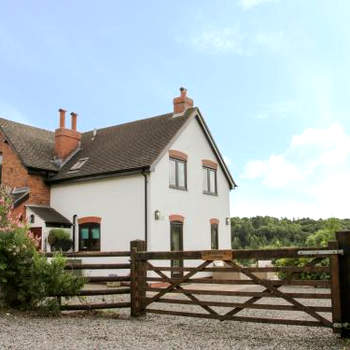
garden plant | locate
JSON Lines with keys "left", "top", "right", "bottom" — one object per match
{"left": 0, "top": 186, "right": 84, "bottom": 312}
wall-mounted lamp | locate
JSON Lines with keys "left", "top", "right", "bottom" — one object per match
{"left": 154, "top": 210, "right": 160, "bottom": 220}
{"left": 225, "top": 217, "right": 230, "bottom": 226}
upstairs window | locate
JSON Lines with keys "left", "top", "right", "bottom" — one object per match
{"left": 169, "top": 150, "right": 188, "bottom": 191}
{"left": 202, "top": 160, "right": 217, "bottom": 195}
{"left": 203, "top": 167, "right": 217, "bottom": 195}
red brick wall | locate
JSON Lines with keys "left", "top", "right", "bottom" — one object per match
{"left": 0, "top": 131, "right": 50, "bottom": 213}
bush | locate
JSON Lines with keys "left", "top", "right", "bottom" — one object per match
{"left": 273, "top": 219, "right": 342, "bottom": 280}
{"left": 273, "top": 257, "right": 330, "bottom": 281}
{"left": 48, "top": 229, "right": 72, "bottom": 252}
{"left": 0, "top": 186, "right": 84, "bottom": 311}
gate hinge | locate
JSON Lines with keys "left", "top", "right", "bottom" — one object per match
{"left": 333, "top": 322, "right": 350, "bottom": 329}
{"left": 298, "top": 249, "right": 344, "bottom": 256}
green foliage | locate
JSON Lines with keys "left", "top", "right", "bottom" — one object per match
{"left": 0, "top": 186, "right": 84, "bottom": 312}
{"left": 274, "top": 257, "right": 330, "bottom": 281}
{"left": 306, "top": 218, "right": 342, "bottom": 247}
{"left": 231, "top": 216, "right": 349, "bottom": 250}
{"left": 231, "top": 216, "right": 348, "bottom": 280}
{"left": 48, "top": 229, "right": 72, "bottom": 252}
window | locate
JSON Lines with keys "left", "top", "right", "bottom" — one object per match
{"left": 69, "top": 158, "right": 89, "bottom": 173}
{"left": 169, "top": 158, "right": 187, "bottom": 190}
{"left": 203, "top": 167, "right": 217, "bottom": 195}
{"left": 0, "top": 153, "right": 2, "bottom": 184}
{"left": 211, "top": 223, "right": 219, "bottom": 250}
{"left": 170, "top": 221, "right": 183, "bottom": 277}
{"left": 79, "top": 223, "right": 101, "bottom": 251}
{"left": 30, "top": 214, "right": 35, "bottom": 224}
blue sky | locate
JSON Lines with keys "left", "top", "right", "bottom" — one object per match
{"left": 1, "top": 0, "right": 350, "bottom": 218}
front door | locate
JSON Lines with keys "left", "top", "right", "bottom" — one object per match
{"left": 170, "top": 221, "right": 183, "bottom": 278}
{"left": 29, "top": 227, "right": 42, "bottom": 251}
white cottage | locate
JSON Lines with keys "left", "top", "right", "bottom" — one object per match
{"left": 0, "top": 88, "right": 236, "bottom": 257}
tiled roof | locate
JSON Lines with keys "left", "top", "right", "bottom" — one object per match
{"left": 0, "top": 118, "right": 57, "bottom": 171}
{"left": 51, "top": 109, "right": 192, "bottom": 181}
{"left": 0, "top": 108, "right": 194, "bottom": 181}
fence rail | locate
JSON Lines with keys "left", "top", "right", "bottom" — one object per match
{"left": 45, "top": 250, "right": 132, "bottom": 311}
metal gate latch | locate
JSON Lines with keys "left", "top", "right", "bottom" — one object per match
{"left": 298, "top": 249, "right": 344, "bottom": 256}
{"left": 333, "top": 323, "right": 350, "bottom": 329}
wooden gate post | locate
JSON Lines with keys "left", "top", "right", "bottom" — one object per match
{"left": 130, "top": 240, "right": 147, "bottom": 317}
{"left": 328, "top": 240, "right": 342, "bottom": 334}
{"left": 335, "top": 230, "right": 350, "bottom": 338}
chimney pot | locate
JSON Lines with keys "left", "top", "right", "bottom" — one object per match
{"left": 173, "top": 87, "right": 193, "bottom": 114}
{"left": 71, "top": 112, "right": 78, "bottom": 131}
{"left": 58, "top": 108, "right": 66, "bottom": 128}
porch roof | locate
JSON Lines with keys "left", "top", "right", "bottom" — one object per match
{"left": 27, "top": 205, "right": 72, "bottom": 227}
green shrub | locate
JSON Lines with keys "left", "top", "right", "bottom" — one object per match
{"left": 0, "top": 186, "right": 84, "bottom": 311}
{"left": 48, "top": 229, "right": 72, "bottom": 252}
{"left": 273, "top": 257, "right": 330, "bottom": 281}
{"left": 272, "top": 220, "right": 341, "bottom": 281}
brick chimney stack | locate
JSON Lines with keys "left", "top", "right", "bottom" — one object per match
{"left": 173, "top": 87, "right": 193, "bottom": 114}
{"left": 54, "top": 109, "right": 81, "bottom": 160}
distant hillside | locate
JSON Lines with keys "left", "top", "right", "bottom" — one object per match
{"left": 231, "top": 216, "right": 350, "bottom": 249}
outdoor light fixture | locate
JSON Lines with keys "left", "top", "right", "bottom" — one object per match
{"left": 154, "top": 210, "right": 160, "bottom": 220}
{"left": 225, "top": 217, "right": 230, "bottom": 225}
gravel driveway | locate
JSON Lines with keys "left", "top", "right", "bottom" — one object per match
{"left": 0, "top": 285, "right": 348, "bottom": 350}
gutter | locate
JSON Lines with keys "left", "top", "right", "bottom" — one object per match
{"left": 142, "top": 171, "right": 149, "bottom": 250}
{"left": 47, "top": 166, "right": 148, "bottom": 185}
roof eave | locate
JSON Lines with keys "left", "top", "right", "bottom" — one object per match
{"left": 48, "top": 166, "right": 150, "bottom": 185}
{"left": 194, "top": 108, "right": 237, "bottom": 190}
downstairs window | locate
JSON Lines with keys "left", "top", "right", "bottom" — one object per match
{"left": 79, "top": 223, "right": 101, "bottom": 251}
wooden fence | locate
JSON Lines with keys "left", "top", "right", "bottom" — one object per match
{"left": 49, "top": 231, "right": 350, "bottom": 338}
{"left": 46, "top": 249, "right": 132, "bottom": 311}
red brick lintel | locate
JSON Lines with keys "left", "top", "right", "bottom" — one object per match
{"left": 169, "top": 214, "right": 184, "bottom": 223}
{"left": 202, "top": 159, "right": 217, "bottom": 169}
{"left": 169, "top": 150, "right": 188, "bottom": 161}
{"left": 78, "top": 216, "right": 102, "bottom": 225}
{"left": 210, "top": 218, "right": 219, "bottom": 225}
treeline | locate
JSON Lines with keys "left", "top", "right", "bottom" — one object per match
{"left": 231, "top": 216, "right": 350, "bottom": 249}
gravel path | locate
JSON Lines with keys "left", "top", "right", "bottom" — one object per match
{"left": 0, "top": 285, "right": 349, "bottom": 350}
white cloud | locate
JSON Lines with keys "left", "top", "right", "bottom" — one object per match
{"left": 242, "top": 155, "right": 303, "bottom": 188}
{"left": 239, "top": 0, "right": 279, "bottom": 10}
{"left": 184, "top": 27, "right": 246, "bottom": 55}
{"left": 255, "top": 31, "right": 287, "bottom": 53}
{"left": 231, "top": 197, "right": 320, "bottom": 219}
{"left": 255, "top": 100, "right": 297, "bottom": 120}
{"left": 181, "top": 27, "right": 290, "bottom": 56}
{"left": 236, "top": 123, "right": 350, "bottom": 218}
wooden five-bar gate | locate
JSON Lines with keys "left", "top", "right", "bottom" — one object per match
{"left": 51, "top": 231, "right": 350, "bottom": 338}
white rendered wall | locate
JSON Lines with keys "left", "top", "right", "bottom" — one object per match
{"left": 50, "top": 175, "right": 145, "bottom": 276}
{"left": 148, "top": 116, "right": 231, "bottom": 255}
{"left": 50, "top": 175, "right": 145, "bottom": 251}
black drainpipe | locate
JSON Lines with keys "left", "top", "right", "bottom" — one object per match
{"left": 142, "top": 171, "right": 148, "bottom": 250}
{"left": 72, "top": 215, "right": 77, "bottom": 251}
